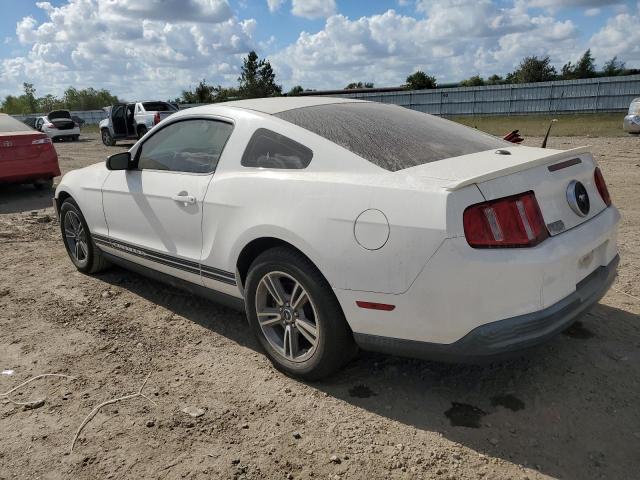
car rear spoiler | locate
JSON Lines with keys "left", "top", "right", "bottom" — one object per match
{"left": 444, "top": 146, "right": 592, "bottom": 191}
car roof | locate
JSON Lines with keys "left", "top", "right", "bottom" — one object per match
{"left": 220, "top": 96, "right": 367, "bottom": 114}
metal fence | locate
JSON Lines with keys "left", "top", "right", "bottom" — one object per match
{"left": 8, "top": 75, "right": 639, "bottom": 125}
{"left": 325, "top": 75, "right": 640, "bottom": 116}
{"left": 11, "top": 109, "right": 107, "bottom": 125}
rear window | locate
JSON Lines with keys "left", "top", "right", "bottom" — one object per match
{"left": 0, "top": 115, "right": 33, "bottom": 132}
{"left": 629, "top": 101, "right": 640, "bottom": 115}
{"left": 241, "top": 128, "right": 312, "bottom": 169}
{"left": 142, "top": 102, "right": 177, "bottom": 112}
{"left": 275, "top": 102, "right": 509, "bottom": 172}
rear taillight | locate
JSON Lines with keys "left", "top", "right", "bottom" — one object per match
{"left": 153, "top": 112, "right": 161, "bottom": 125}
{"left": 463, "top": 191, "right": 549, "bottom": 248}
{"left": 32, "top": 137, "right": 52, "bottom": 145}
{"left": 594, "top": 167, "right": 611, "bottom": 207}
{"left": 74, "top": 122, "right": 79, "bottom": 128}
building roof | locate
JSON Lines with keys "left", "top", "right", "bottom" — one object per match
{"left": 221, "top": 96, "right": 367, "bottom": 114}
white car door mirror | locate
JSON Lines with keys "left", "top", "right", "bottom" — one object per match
{"left": 106, "top": 151, "right": 132, "bottom": 170}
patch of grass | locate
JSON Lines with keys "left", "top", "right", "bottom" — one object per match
{"left": 81, "top": 124, "right": 100, "bottom": 134}
{"left": 450, "top": 113, "right": 627, "bottom": 138}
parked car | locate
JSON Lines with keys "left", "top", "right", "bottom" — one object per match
{"left": 1, "top": 113, "right": 60, "bottom": 189}
{"left": 22, "top": 116, "right": 38, "bottom": 129}
{"left": 54, "top": 98, "right": 619, "bottom": 379}
{"left": 36, "top": 110, "right": 80, "bottom": 142}
{"left": 99, "top": 101, "right": 178, "bottom": 146}
{"left": 71, "top": 115, "right": 86, "bottom": 128}
{"left": 623, "top": 97, "right": 640, "bottom": 134}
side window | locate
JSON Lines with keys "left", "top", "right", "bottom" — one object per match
{"left": 137, "top": 119, "right": 233, "bottom": 173}
{"left": 241, "top": 128, "right": 312, "bottom": 169}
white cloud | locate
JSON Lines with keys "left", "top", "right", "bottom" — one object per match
{"left": 273, "top": 4, "right": 581, "bottom": 89}
{"left": 590, "top": 9, "right": 640, "bottom": 64}
{"left": 291, "top": 0, "right": 336, "bottom": 19}
{"left": 266, "top": 0, "right": 286, "bottom": 12}
{"left": 0, "top": 0, "right": 255, "bottom": 100}
{"left": 585, "top": 7, "right": 601, "bottom": 16}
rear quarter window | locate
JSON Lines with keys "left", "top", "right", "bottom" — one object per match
{"left": 241, "top": 128, "right": 313, "bottom": 169}
{"left": 275, "top": 103, "right": 509, "bottom": 172}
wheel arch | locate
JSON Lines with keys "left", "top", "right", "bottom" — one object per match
{"left": 236, "top": 236, "right": 327, "bottom": 292}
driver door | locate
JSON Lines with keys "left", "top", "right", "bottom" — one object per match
{"left": 101, "top": 118, "right": 234, "bottom": 284}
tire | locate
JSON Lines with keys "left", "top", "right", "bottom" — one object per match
{"left": 33, "top": 178, "right": 53, "bottom": 191}
{"left": 244, "top": 247, "right": 355, "bottom": 380}
{"left": 73, "top": 135, "right": 80, "bottom": 141}
{"left": 101, "top": 129, "right": 115, "bottom": 146}
{"left": 137, "top": 125, "right": 148, "bottom": 139}
{"left": 60, "top": 198, "right": 110, "bottom": 274}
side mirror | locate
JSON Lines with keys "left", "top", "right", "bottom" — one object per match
{"left": 106, "top": 151, "right": 132, "bottom": 170}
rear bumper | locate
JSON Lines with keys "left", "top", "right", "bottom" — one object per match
{"left": 46, "top": 127, "right": 80, "bottom": 138}
{"left": 354, "top": 254, "right": 618, "bottom": 362}
{"left": 623, "top": 116, "right": 640, "bottom": 133}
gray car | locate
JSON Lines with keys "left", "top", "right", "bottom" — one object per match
{"left": 623, "top": 97, "right": 640, "bottom": 134}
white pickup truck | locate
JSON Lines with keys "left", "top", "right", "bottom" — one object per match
{"left": 99, "top": 101, "right": 178, "bottom": 146}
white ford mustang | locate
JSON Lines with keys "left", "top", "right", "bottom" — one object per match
{"left": 54, "top": 97, "right": 620, "bottom": 379}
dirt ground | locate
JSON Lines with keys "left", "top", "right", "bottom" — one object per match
{"left": 0, "top": 133, "right": 639, "bottom": 480}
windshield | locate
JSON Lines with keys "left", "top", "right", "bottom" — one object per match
{"left": 48, "top": 110, "right": 72, "bottom": 120}
{"left": 275, "top": 102, "right": 509, "bottom": 172}
{"left": 142, "top": 102, "right": 177, "bottom": 112}
{"left": 0, "top": 114, "right": 34, "bottom": 132}
{"left": 629, "top": 101, "right": 640, "bottom": 116}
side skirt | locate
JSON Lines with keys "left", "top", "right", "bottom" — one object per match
{"left": 102, "top": 251, "right": 245, "bottom": 312}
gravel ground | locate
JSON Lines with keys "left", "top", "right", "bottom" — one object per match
{"left": 0, "top": 133, "right": 638, "bottom": 480}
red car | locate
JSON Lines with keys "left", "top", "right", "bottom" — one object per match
{"left": 0, "top": 113, "right": 61, "bottom": 189}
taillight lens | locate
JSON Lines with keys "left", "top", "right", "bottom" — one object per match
{"left": 463, "top": 191, "right": 549, "bottom": 248}
{"left": 32, "top": 137, "right": 52, "bottom": 145}
{"left": 153, "top": 112, "right": 161, "bottom": 125}
{"left": 594, "top": 167, "right": 611, "bottom": 207}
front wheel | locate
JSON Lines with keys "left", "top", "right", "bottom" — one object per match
{"left": 101, "top": 129, "right": 115, "bottom": 146}
{"left": 60, "top": 199, "right": 109, "bottom": 274}
{"left": 244, "top": 247, "right": 355, "bottom": 380}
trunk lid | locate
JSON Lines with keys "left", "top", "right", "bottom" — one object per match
{"left": 0, "top": 131, "right": 51, "bottom": 162}
{"left": 403, "top": 145, "right": 607, "bottom": 235}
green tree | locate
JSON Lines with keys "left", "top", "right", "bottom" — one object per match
{"left": 345, "top": 81, "right": 374, "bottom": 89}
{"left": 509, "top": 55, "right": 557, "bottom": 83}
{"left": 562, "top": 49, "right": 597, "bottom": 80}
{"left": 486, "top": 74, "right": 505, "bottom": 85}
{"left": 287, "top": 85, "right": 304, "bottom": 96}
{"left": 459, "top": 75, "right": 485, "bottom": 87}
{"left": 602, "top": 56, "right": 625, "bottom": 76}
{"left": 405, "top": 71, "right": 437, "bottom": 90}
{"left": 575, "top": 49, "right": 597, "bottom": 78}
{"left": 23, "top": 82, "right": 38, "bottom": 113}
{"left": 238, "top": 50, "right": 282, "bottom": 99}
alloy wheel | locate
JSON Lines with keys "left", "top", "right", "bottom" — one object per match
{"left": 255, "top": 271, "right": 320, "bottom": 362}
{"left": 64, "top": 210, "right": 88, "bottom": 263}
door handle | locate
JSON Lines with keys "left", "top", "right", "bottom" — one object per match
{"left": 172, "top": 194, "right": 196, "bottom": 205}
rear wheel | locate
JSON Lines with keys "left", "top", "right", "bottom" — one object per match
{"left": 101, "top": 129, "right": 115, "bottom": 146}
{"left": 244, "top": 247, "right": 355, "bottom": 380}
{"left": 60, "top": 199, "right": 109, "bottom": 274}
{"left": 73, "top": 135, "right": 80, "bottom": 141}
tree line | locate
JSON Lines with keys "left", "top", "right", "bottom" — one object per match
{"left": 1, "top": 84, "right": 120, "bottom": 115}
{"left": 2, "top": 49, "right": 637, "bottom": 114}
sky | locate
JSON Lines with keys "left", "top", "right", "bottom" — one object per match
{"left": 0, "top": 0, "right": 639, "bottom": 101}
